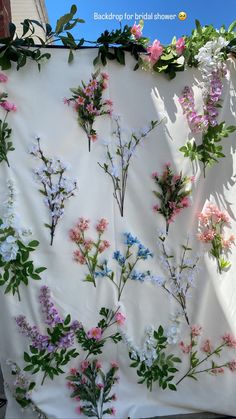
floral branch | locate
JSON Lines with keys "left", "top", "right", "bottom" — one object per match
{"left": 151, "top": 163, "right": 193, "bottom": 234}
{"left": 67, "top": 360, "right": 118, "bottom": 418}
{"left": 69, "top": 217, "right": 110, "bottom": 287}
{"left": 177, "top": 327, "right": 236, "bottom": 385}
{"left": 76, "top": 307, "right": 124, "bottom": 359}
{"left": 29, "top": 138, "right": 77, "bottom": 245}
{"left": 6, "top": 360, "right": 48, "bottom": 418}
{"left": 65, "top": 71, "right": 112, "bottom": 151}
{"left": 15, "top": 286, "right": 80, "bottom": 385}
{"left": 0, "top": 73, "right": 17, "bottom": 167}
{"left": 96, "top": 232, "right": 153, "bottom": 301}
{"left": 149, "top": 233, "right": 200, "bottom": 325}
{"left": 98, "top": 116, "right": 159, "bottom": 217}
{"left": 0, "top": 180, "right": 46, "bottom": 301}
{"left": 179, "top": 37, "right": 236, "bottom": 176}
{"left": 121, "top": 325, "right": 181, "bottom": 392}
{"left": 198, "top": 202, "right": 235, "bottom": 273}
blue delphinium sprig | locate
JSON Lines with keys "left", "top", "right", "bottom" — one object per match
{"left": 95, "top": 232, "right": 153, "bottom": 301}
{"left": 15, "top": 286, "right": 80, "bottom": 385}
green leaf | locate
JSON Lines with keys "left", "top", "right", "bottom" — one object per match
{"left": 168, "top": 383, "right": 177, "bottom": 391}
{"left": 24, "top": 352, "right": 31, "bottom": 362}
{"left": 28, "top": 240, "right": 39, "bottom": 247}
{"left": 68, "top": 49, "right": 74, "bottom": 64}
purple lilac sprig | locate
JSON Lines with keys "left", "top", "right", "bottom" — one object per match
{"left": 0, "top": 73, "right": 17, "bottom": 167}
{"left": 76, "top": 307, "right": 124, "bottom": 359}
{"left": 29, "top": 138, "right": 77, "bottom": 245}
{"left": 64, "top": 71, "right": 112, "bottom": 152}
{"left": 0, "top": 180, "right": 46, "bottom": 301}
{"left": 150, "top": 233, "right": 200, "bottom": 325}
{"left": 98, "top": 116, "right": 159, "bottom": 217}
{"left": 67, "top": 360, "right": 119, "bottom": 418}
{"left": 176, "top": 327, "right": 236, "bottom": 385}
{"left": 96, "top": 232, "right": 153, "bottom": 301}
{"left": 15, "top": 286, "right": 80, "bottom": 385}
{"left": 6, "top": 360, "right": 48, "bottom": 418}
{"left": 151, "top": 163, "right": 193, "bottom": 234}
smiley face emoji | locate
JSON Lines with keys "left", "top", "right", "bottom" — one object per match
{"left": 178, "top": 11, "right": 187, "bottom": 21}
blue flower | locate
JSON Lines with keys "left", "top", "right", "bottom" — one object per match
{"left": 95, "top": 261, "right": 112, "bottom": 277}
{"left": 130, "top": 270, "right": 146, "bottom": 282}
{"left": 113, "top": 250, "right": 125, "bottom": 266}
{"left": 137, "top": 243, "right": 153, "bottom": 259}
{"left": 124, "top": 232, "right": 140, "bottom": 246}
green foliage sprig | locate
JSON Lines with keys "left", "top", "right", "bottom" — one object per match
{"left": 0, "top": 5, "right": 85, "bottom": 70}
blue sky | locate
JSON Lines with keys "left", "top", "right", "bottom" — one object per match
{"left": 45, "top": 0, "right": 236, "bottom": 44}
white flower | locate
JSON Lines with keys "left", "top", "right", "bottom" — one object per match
{"left": 0, "top": 235, "right": 19, "bottom": 261}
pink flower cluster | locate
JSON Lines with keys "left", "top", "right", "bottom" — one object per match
{"left": 147, "top": 39, "right": 163, "bottom": 63}
{"left": 198, "top": 203, "right": 235, "bottom": 273}
{"left": 65, "top": 72, "right": 112, "bottom": 151}
{"left": 0, "top": 73, "right": 17, "bottom": 113}
{"left": 152, "top": 163, "right": 193, "bottom": 233}
{"left": 69, "top": 217, "right": 110, "bottom": 268}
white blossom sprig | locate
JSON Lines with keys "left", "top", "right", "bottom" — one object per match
{"left": 6, "top": 360, "right": 48, "bottom": 418}
{"left": 98, "top": 117, "right": 159, "bottom": 217}
{"left": 0, "top": 180, "right": 46, "bottom": 300}
{"left": 30, "top": 138, "right": 77, "bottom": 245}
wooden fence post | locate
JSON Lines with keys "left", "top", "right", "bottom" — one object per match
{"left": 0, "top": 0, "right": 11, "bottom": 38}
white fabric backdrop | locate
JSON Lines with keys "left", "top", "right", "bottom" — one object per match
{"left": 0, "top": 48, "right": 236, "bottom": 418}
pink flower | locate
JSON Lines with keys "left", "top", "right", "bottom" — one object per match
{"left": 101, "top": 72, "right": 109, "bottom": 80}
{"left": 80, "top": 360, "right": 90, "bottom": 372}
{"left": 84, "top": 86, "right": 93, "bottom": 96}
{"left": 63, "top": 97, "right": 71, "bottom": 105}
{"left": 102, "top": 82, "right": 108, "bottom": 90}
{"left": 77, "top": 217, "right": 90, "bottom": 231}
{"left": 180, "top": 196, "right": 190, "bottom": 208}
{"left": 70, "top": 368, "right": 77, "bottom": 376}
{"left": 104, "top": 99, "right": 113, "bottom": 106}
{"left": 75, "top": 405, "right": 83, "bottom": 415}
{"left": 89, "top": 134, "right": 97, "bottom": 143}
{"left": 76, "top": 96, "right": 85, "bottom": 106}
{"left": 97, "top": 383, "right": 104, "bottom": 389}
{"left": 131, "top": 23, "right": 142, "bottom": 39}
{"left": 67, "top": 381, "right": 75, "bottom": 389}
{"left": 96, "top": 218, "right": 109, "bottom": 233}
{"left": 75, "top": 396, "right": 81, "bottom": 402}
{"left": 228, "top": 360, "right": 236, "bottom": 372}
{"left": 198, "top": 229, "right": 216, "bottom": 243}
{"left": 96, "top": 361, "right": 102, "bottom": 369}
{"left": 86, "top": 103, "right": 96, "bottom": 114}
{"left": 0, "top": 101, "right": 17, "bottom": 112}
{"left": 69, "top": 228, "right": 81, "bottom": 242}
{"left": 147, "top": 39, "right": 163, "bottom": 63}
{"left": 84, "top": 239, "right": 93, "bottom": 251}
{"left": 222, "top": 333, "right": 236, "bottom": 348}
{"left": 111, "top": 393, "right": 117, "bottom": 401}
{"left": 211, "top": 367, "right": 224, "bottom": 375}
{"left": 152, "top": 204, "right": 160, "bottom": 212}
{"left": 115, "top": 312, "right": 126, "bottom": 326}
{"left": 111, "top": 361, "right": 119, "bottom": 369}
{"left": 176, "top": 37, "right": 186, "bottom": 56}
{"left": 201, "top": 339, "right": 213, "bottom": 353}
{"left": 0, "top": 73, "right": 8, "bottom": 82}
{"left": 89, "top": 79, "right": 98, "bottom": 89}
{"left": 73, "top": 250, "right": 86, "bottom": 265}
{"left": 222, "top": 235, "right": 235, "bottom": 249}
{"left": 191, "top": 325, "right": 202, "bottom": 337}
{"left": 110, "top": 407, "right": 116, "bottom": 416}
{"left": 87, "top": 327, "right": 102, "bottom": 340}
{"left": 179, "top": 341, "right": 192, "bottom": 354}
{"left": 151, "top": 172, "right": 158, "bottom": 179}
{"left": 98, "top": 240, "right": 111, "bottom": 253}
